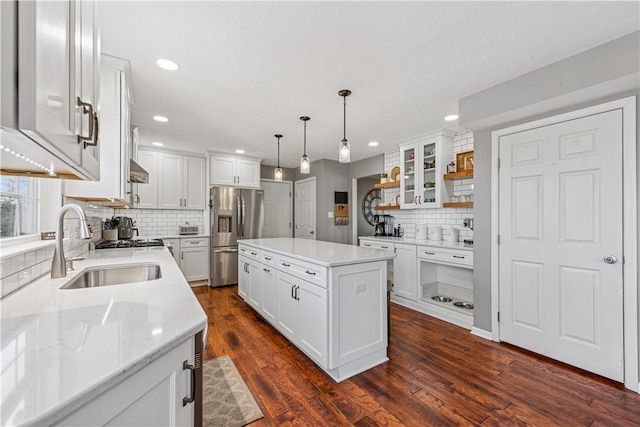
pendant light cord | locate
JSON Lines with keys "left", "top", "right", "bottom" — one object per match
{"left": 277, "top": 136, "right": 281, "bottom": 168}
{"left": 342, "top": 95, "right": 347, "bottom": 142}
{"left": 303, "top": 121, "right": 307, "bottom": 155}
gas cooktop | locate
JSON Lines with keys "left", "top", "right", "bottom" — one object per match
{"left": 95, "top": 238, "right": 164, "bottom": 249}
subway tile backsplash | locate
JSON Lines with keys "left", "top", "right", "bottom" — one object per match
{"left": 112, "top": 209, "right": 204, "bottom": 237}
{"left": 379, "top": 131, "right": 474, "bottom": 241}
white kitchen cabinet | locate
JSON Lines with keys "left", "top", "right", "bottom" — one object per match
{"left": 399, "top": 129, "right": 455, "bottom": 209}
{"left": 64, "top": 56, "right": 133, "bottom": 205}
{"left": 210, "top": 154, "right": 261, "bottom": 188}
{"left": 55, "top": 337, "right": 194, "bottom": 427}
{"left": 163, "top": 238, "right": 181, "bottom": 265}
{"left": 260, "top": 264, "right": 277, "bottom": 324}
{"left": 180, "top": 238, "right": 208, "bottom": 282}
{"left": 247, "top": 262, "right": 261, "bottom": 311}
{"left": 2, "top": 0, "right": 100, "bottom": 180}
{"left": 135, "top": 149, "right": 159, "bottom": 208}
{"left": 393, "top": 243, "right": 417, "bottom": 301}
{"left": 158, "top": 153, "right": 206, "bottom": 209}
{"left": 238, "top": 256, "right": 249, "bottom": 300}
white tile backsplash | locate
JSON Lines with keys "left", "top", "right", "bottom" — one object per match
{"left": 379, "top": 130, "right": 474, "bottom": 242}
{"left": 113, "top": 209, "right": 204, "bottom": 237}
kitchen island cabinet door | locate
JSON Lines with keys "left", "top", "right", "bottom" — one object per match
{"left": 238, "top": 256, "right": 249, "bottom": 300}
{"left": 260, "top": 265, "right": 277, "bottom": 325}
{"left": 276, "top": 272, "right": 299, "bottom": 342}
{"left": 298, "top": 278, "right": 328, "bottom": 366}
{"left": 247, "top": 261, "right": 262, "bottom": 310}
{"left": 55, "top": 337, "right": 194, "bottom": 427}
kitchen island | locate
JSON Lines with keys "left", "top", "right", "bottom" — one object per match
{"left": 0, "top": 247, "right": 207, "bottom": 426}
{"left": 238, "top": 238, "right": 395, "bottom": 382}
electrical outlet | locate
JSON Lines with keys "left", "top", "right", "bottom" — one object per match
{"left": 328, "top": 212, "right": 334, "bottom": 218}
{"left": 463, "top": 218, "right": 474, "bottom": 229}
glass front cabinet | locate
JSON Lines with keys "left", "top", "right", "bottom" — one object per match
{"left": 399, "top": 129, "right": 455, "bottom": 209}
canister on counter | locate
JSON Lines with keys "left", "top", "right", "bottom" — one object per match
{"left": 428, "top": 226, "right": 442, "bottom": 241}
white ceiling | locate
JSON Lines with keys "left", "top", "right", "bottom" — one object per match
{"left": 99, "top": 1, "right": 639, "bottom": 168}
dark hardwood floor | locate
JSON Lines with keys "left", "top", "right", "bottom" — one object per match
{"left": 193, "top": 285, "right": 640, "bottom": 426}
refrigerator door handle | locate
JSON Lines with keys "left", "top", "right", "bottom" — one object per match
{"left": 236, "top": 196, "right": 242, "bottom": 237}
{"left": 212, "top": 248, "right": 238, "bottom": 253}
{"left": 241, "top": 197, "right": 246, "bottom": 237}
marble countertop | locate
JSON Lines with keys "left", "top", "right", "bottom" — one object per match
{"left": 240, "top": 238, "right": 395, "bottom": 267}
{"left": 358, "top": 236, "right": 474, "bottom": 251}
{"left": 0, "top": 247, "right": 207, "bottom": 426}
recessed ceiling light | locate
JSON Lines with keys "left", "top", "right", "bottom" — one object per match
{"left": 235, "top": 149, "right": 245, "bottom": 154}
{"left": 153, "top": 115, "right": 168, "bottom": 122}
{"left": 444, "top": 114, "right": 459, "bottom": 121}
{"left": 156, "top": 58, "right": 180, "bottom": 71}
{"left": 368, "top": 141, "right": 379, "bottom": 147}
{"left": 152, "top": 142, "right": 164, "bottom": 147}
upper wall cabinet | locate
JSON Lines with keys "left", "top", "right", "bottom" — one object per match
{"left": 210, "top": 154, "right": 261, "bottom": 188}
{"left": 399, "top": 129, "right": 455, "bottom": 209}
{"left": 0, "top": 0, "right": 101, "bottom": 180}
{"left": 134, "top": 149, "right": 205, "bottom": 210}
{"left": 65, "top": 56, "right": 133, "bottom": 205}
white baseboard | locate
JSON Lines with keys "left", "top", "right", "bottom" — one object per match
{"left": 470, "top": 327, "right": 493, "bottom": 341}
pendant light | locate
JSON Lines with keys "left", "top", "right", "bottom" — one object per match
{"left": 274, "top": 134, "right": 283, "bottom": 182}
{"left": 338, "top": 89, "right": 352, "bottom": 163}
{"left": 300, "top": 116, "right": 311, "bottom": 174}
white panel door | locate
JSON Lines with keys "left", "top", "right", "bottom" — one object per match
{"left": 499, "top": 109, "right": 623, "bottom": 381}
{"left": 183, "top": 156, "right": 205, "bottom": 209}
{"left": 295, "top": 177, "right": 316, "bottom": 239}
{"left": 158, "top": 152, "right": 183, "bottom": 209}
{"left": 261, "top": 180, "right": 292, "bottom": 238}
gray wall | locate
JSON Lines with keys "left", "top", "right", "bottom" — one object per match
{"left": 459, "top": 32, "right": 640, "bottom": 336}
{"left": 357, "top": 177, "right": 378, "bottom": 237}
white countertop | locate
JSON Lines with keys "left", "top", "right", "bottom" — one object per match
{"left": 358, "top": 235, "right": 474, "bottom": 251}
{"left": 239, "top": 238, "right": 395, "bottom": 267}
{"left": 0, "top": 247, "right": 207, "bottom": 426}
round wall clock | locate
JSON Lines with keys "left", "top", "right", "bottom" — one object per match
{"left": 362, "top": 188, "right": 381, "bottom": 226}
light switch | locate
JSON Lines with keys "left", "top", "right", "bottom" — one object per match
{"left": 328, "top": 212, "right": 334, "bottom": 218}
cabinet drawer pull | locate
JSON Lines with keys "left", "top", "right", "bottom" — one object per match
{"left": 282, "top": 262, "right": 291, "bottom": 267}
{"left": 381, "top": 245, "right": 389, "bottom": 249}
{"left": 264, "top": 256, "right": 272, "bottom": 261}
{"left": 263, "top": 268, "right": 270, "bottom": 272}
{"left": 424, "top": 251, "right": 435, "bottom": 255}
{"left": 190, "top": 241, "right": 200, "bottom": 245}
{"left": 251, "top": 251, "right": 257, "bottom": 256}
{"left": 305, "top": 270, "right": 316, "bottom": 276}
{"left": 453, "top": 255, "right": 465, "bottom": 259}
{"left": 364, "top": 243, "right": 371, "bottom": 247}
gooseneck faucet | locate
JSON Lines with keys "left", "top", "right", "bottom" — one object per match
{"left": 51, "top": 204, "right": 93, "bottom": 278}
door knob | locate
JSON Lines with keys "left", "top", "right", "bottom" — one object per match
{"left": 603, "top": 255, "right": 618, "bottom": 264}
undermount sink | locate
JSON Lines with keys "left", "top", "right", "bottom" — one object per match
{"left": 61, "top": 263, "right": 162, "bottom": 289}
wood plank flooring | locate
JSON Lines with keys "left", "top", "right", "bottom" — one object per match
{"left": 193, "top": 285, "right": 640, "bottom": 426}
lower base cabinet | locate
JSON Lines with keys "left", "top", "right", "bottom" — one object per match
{"left": 164, "top": 237, "right": 209, "bottom": 282}
{"left": 238, "top": 243, "right": 388, "bottom": 382}
{"left": 55, "top": 337, "right": 196, "bottom": 426}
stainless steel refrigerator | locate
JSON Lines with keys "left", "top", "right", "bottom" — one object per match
{"left": 209, "top": 186, "right": 264, "bottom": 287}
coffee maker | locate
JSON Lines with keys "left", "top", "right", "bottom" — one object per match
{"left": 373, "top": 215, "right": 386, "bottom": 236}
{"left": 374, "top": 215, "right": 394, "bottom": 236}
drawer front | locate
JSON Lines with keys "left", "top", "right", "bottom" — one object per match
{"left": 239, "top": 245, "right": 260, "bottom": 259}
{"left": 360, "top": 240, "right": 394, "bottom": 251}
{"left": 417, "top": 246, "right": 473, "bottom": 267}
{"left": 181, "top": 237, "right": 208, "bottom": 248}
{"left": 277, "top": 255, "right": 327, "bottom": 288}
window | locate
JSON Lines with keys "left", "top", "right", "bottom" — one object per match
{"left": 0, "top": 176, "right": 39, "bottom": 238}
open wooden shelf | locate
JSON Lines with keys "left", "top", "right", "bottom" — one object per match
{"left": 374, "top": 181, "right": 400, "bottom": 189}
{"left": 444, "top": 170, "right": 473, "bottom": 180}
{"left": 443, "top": 201, "right": 473, "bottom": 208}
{"left": 375, "top": 204, "right": 401, "bottom": 211}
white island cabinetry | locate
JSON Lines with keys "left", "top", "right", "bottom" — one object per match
{"left": 238, "top": 238, "right": 394, "bottom": 382}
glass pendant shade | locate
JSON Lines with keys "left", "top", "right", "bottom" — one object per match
{"left": 337, "top": 89, "right": 352, "bottom": 163}
{"left": 274, "top": 134, "right": 283, "bottom": 182}
{"left": 339, "top": 139, "right": 350, "bottom": 163}
{"left": 300, "top": 116, "right": 311, "bottom": 174}
{"left": 300, "top": 155, "right": 310, "bottom": 174}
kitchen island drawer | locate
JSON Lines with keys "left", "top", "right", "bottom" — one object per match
{"left": 417, "top": 246, "right": 473, "bottom": 268}
{"left": 277, "top": 254, "right": 327, "bottom": 288}
{"left": 239, "top": 246, "right": 260, "bottom": 259}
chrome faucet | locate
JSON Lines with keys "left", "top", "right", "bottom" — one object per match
{"left": 51, "top": 204, "right": 93, "bottom": 278}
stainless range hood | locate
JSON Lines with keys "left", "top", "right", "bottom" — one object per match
{"left": 130, "top": 159, "right": 149, "bottom": 184}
